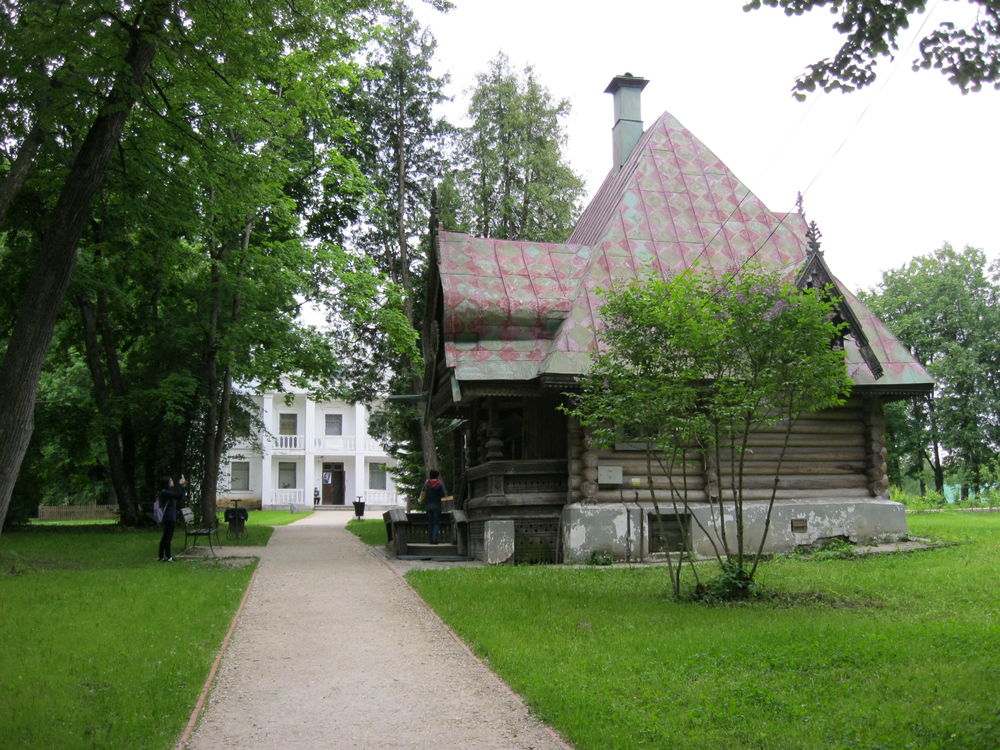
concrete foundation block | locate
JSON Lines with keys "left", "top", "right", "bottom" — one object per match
{"left": 561, "top": 498, "right": 908, "bottom": 562}
{"left": 562, "top": 503, "right": 644, "bottom": 563}
{"left": 484, "top": 519, "right": 515, "bottom": 564}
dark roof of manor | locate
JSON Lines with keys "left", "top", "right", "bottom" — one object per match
{"left": 434, "top": 110, "right": 933, "bottom": 392}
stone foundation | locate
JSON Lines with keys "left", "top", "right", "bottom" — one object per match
{"left": 561, "top": 497, "right": 908, "bottom": 562}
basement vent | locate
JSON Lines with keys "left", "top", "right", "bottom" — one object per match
{"left": 791, "top": 518, "right": 808, "bottom": 533}
{"left": 648, "top": 513, "right": 690, "bottom": 553}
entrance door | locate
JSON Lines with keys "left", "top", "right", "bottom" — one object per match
{"left": 322, "top": 462, "right": 345, "bottom": 505}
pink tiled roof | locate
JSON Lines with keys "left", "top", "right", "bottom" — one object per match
{"left": 437, "top": 111, "right": 932, "bottom": 391}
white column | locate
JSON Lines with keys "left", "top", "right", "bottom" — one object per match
{"left": 355, "top": 402, "right": 365, "bottom": 452}
{"left": 261, "top": 394, "right": 274, "bottom": 506}
{"left": 353, "top": 457, "right": 365, "bottom": 505}
{"left": 303, "top": 396, "right": 316, "bottom": 504}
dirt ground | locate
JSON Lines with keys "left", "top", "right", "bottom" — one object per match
{"left": 179, "top": 512, "right": 570, "bottom": 750}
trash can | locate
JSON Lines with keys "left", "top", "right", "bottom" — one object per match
{"left": 224, "top": 507, "right": 248, "bottom": 541}
{"left": 352, "top": 500, "right": 366, "bottom": 519}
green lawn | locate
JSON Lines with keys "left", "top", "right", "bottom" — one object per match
{"left": 408, "top": 511, "right": 1000, "bottom": 750}
{"left": 0, "top": 524, "right": 260, "bottom": 749}
{"left": 346, "top": 517, "right": 388, "bottom": 546}
{"left": 4, "top": 511, "right": 997, "bottom": 749}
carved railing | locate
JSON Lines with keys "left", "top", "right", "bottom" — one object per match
{"left": 465, "top": 459, "right": 568, "bottom": 506}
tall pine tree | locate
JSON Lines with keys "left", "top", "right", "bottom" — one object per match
{"left": 441, "top": 53, "right": 584, "bottom": 243}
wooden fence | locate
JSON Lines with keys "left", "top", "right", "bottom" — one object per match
{"left": 36, "top": 504, "right": 119, "bottom": 521}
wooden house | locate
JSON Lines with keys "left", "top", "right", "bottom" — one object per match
{"left": 419, "top": 75, "right": 933, "bottom": 563}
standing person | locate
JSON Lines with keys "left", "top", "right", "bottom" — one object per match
{"left": 158, "top": 474, "right": 187, "bottom": 562}
{"left": 420, "top": 469, "right": 446, "bottom": 544}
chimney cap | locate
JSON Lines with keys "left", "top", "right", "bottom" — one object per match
{"left": 605, "top": 73, "right": 649, "bottom": 94}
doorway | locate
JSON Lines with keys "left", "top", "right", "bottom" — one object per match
{"left": 322, "top": 462, "right": 345, "bottom": 505}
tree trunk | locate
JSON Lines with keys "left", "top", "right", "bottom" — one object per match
{"left": 0, "top": 120, "right": 45, "bottom": 226}
{"left": 0, "top": 7, "right": 167, "bottom": 534}
{"left": 199, "top": 219, "right": 251, "bottom": 522}
{"left": 78, "top": 297, "right": 139, "bottom": 525}
{"left": 98, "top": 292, "right": 138, "bottom": 500}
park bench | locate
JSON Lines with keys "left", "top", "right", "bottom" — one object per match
{"left": 180, "top": 506, "right": 219, "bottom": 555}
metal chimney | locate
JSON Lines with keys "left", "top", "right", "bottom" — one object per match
{"left": 605, "top": 73, "right": 649, "bottom": 169}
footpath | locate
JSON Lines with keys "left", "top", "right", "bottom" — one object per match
{"left": 179, "top": 511, "right": 570, "bottom": 750}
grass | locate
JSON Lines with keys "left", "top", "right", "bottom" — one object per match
{"left": 407, "top": 511, "right": 1000, "bottom": 750}
{"left": 0, "top": 525, "right": 257, "bottom": 750}
{"left": 26, "top": 508, "right": 309, "bottom": 547}
{"left": 346, "top": 518, "right": 388, "bottom": 546}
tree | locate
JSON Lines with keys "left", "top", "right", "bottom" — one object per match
{"left": 563, "top": 267, "right": 852, "bottom": 598}
{"left": 0, "top": 0, "right": 411, "bottom": 532}
{"left": 860, "top": 245, "right": 999, "bottom": 495}
{"left": 440, "top": 53, "right": 585, "bottom": 242}
{"left": 354, "top": 0, "right": 451, "bottom": 321}
{"left": 744, "top": 0, "right": 1000, "bottom": 96}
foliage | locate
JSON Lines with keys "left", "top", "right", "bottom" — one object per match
{"left": 890, "top": 485, "right": 947, "bottom": 510}
{"left": 0, "top": 525, "right": 255, "bottom": 750}
{"left": 805, "top": 536, "right": 857, "bottom": 560}
{"left": 408, "top": 511, "right": 1000, "bottom": 750}
{"left": 352, "top": 0, "right": 451, "bottom": 302}
{"left": 585, "top": 549, "right": 615, "bottom": 566}
{"left": 860, "top": 245, "right": 1000, "bottom": 494}
{"left": 563, "top": 266, "right": 852, "bottom": 597}
{"left": 0, "top": 0, "right": 420, "bottom": 531}
{"left": 745, "top": 0, "right": 1000, "bottom": 96}
{"left": 439, "top": 52, "right": 585, "bottom": 242}
{"left": 891, "top": 485, "right": 1000, "bottom": 510}
{"left": 350, "top": 2, "right": 453, "bottom": 482}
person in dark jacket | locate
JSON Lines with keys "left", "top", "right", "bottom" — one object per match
{"left": 421, "top": 469, "right": 446, "bottom": 544}
{"left": 158, "top": 474, "right": 187, "bottom": 562}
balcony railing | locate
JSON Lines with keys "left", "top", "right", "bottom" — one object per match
{"left": 268, "top": 435, "right": 385, "bottom": 454}
{"left": 272, "top": 434, "right": 302, "bottom": 450}
{"left": 272, "top": 488, "right": 304, "bottom": 506}
{"left": 362, "top": 489, "right": 404, "bottom": 506}
{"left": 312, "top": 435, "right": 356, "bottom": 452}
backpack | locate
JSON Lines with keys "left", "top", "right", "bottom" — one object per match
{"left": 153, "top": 498, "right": 165, "bottom": 524}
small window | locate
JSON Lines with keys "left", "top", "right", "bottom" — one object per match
{"left": 279, "top": 413, "right": 297, "bottom": 435}
{"left": 325, "top": 414, "right": 343, "bottom": 436}
{"left": 368, "top": 462, "right": 387, "bottom": 491}
{"left": 791, "top": 518, "right": 808, "bottom": 533}
{"left": 278, "top": 462, "right": 297, "bottom": 489}
{"left": 230, "top": 461, "right": 250, "bottom": 492}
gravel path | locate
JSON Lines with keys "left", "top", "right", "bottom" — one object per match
{"left": 180, "top": 512, "right": 570, "bottom": 750}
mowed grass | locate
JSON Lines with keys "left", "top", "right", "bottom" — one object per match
{"left": 346, "top": 517, "right": 388, "bottom": 545}
{"left": 0, "top": 524, "right": 257, "bottom": 749}
{"left": 408, "top": 512, "right": 1000, "bottom": 750}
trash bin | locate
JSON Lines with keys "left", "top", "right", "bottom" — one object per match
{"left": 352, "top": 500, "right": 366, "bottom": 519}
{"left": 224, "top": 507, "right": 248, "bottom": 541}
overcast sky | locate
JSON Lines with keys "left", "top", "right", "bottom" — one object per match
{"left": 410, "top": 0, "right": 1000, "bottom": 292}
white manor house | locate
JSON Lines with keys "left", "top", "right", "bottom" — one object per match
{"left": 218, "top": 386, "right": 402, "bottom": 510}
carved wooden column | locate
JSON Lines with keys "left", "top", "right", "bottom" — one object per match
{"left": 863, "top": 396, "right": 890, "bottom": 497}
{"left": 567, "top": 416, "right": 583, "bottom": 503}
{"left": 580, "top": 426, "right": 599, "bottom": 504}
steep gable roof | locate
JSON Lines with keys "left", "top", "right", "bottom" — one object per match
{"left": 435, "top": 110, "right": 932, "bottom": 394}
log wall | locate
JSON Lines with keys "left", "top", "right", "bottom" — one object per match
{"left": 568, "top": 398, "right": 882, "bottom": 504}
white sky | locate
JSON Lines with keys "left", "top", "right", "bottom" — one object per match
{"left": 410, "top": 0, "right": 1000, "bottom": 292}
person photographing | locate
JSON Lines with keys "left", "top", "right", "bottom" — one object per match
{"left": 157, "top": 474, "right": 187, "bottom": 561}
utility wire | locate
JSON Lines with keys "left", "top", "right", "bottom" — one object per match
{"left": 713, "top": 0, "right": 943, "bottom": 289}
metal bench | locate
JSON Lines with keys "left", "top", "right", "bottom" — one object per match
{"left": 180, "top": 506, "right": 219, "bottom": 555}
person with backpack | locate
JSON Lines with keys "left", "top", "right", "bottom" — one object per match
{"left": 157, "top": 474, "right": 187, "bottom": 562}
{"left": 419, "top": 469, "right": 446, "bottom": 544}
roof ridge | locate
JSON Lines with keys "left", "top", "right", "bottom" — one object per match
{"left": 567, "top": 112, "right": 668, "bottom": 246}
